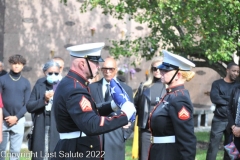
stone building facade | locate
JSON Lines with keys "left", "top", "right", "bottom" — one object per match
{"left": 0, "top": 0, "right": 222, "bottom": 127}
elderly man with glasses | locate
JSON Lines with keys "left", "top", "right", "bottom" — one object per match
{"left": 89, "top": 57, "right": 134, "bottom": 160}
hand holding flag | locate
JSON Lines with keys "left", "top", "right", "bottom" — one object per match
{"left": 110, "top": 78, "right": 136, "bottom": 122}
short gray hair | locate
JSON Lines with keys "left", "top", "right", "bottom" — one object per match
{"left": 42, "top": 60, "right": 60, "bottom": 72}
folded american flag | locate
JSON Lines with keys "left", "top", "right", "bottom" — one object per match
{"left": 110, "top": 78, "right": 135, "bottom": 122}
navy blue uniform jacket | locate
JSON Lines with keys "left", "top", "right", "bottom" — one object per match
{"left": 52, "top": 70, "right": 129, "bottom": 160}
{"left": 149, "top": 85, "right": 196, "bottom": 160}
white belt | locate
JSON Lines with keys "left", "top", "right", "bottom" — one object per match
{"left": 59, "top": 131, "right": 87, "bottom": 139}
{"left": 151, "top": 136, "right": 175, "bottom": 143}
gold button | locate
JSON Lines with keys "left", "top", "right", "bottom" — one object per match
{"left": 121, "top": 112, "right": 123, "bottom": 114}
{"left": 90, "top": 145, "right": 93, "bottom": 148}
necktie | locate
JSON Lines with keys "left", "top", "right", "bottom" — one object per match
{"left": 104, "top": 84, "right": 112, "bottom": 102}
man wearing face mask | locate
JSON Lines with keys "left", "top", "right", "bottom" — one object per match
{"left": 26, "top": 60, "right": 61, "bottom": 160}
{"left": 0, "top": 54, "right": 31, "bottom": 160}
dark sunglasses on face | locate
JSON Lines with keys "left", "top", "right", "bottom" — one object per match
{"left": 48, "top": 72, "right": 59, "bottom": 76}
{"left": 152, "top": 67, "right": 160, "bottom": 72}
{"left": 160, "top": 70, "right": 172, "bottom": 74}
{"left": 101, "top": 68, "right": 115, "bottom": 72}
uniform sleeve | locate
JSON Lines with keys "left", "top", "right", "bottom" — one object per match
{"left": 66, "top": 91, "right": 129, "bottom": 136}
{"left": 210, "top": 81, "right": 228, "bottom": 106}
{"left": 169, "top": 95, "right": 196, "bottom": 160}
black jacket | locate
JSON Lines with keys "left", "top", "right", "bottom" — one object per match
{"left": 134, "top": 82, "right": 166, "bottom": 129}
{"left": 228, "top": 87, "right": 240, "bottom": 128}
{"left": 210, "top": 79, "right": 240, "bottom": 119}
{"left": 26, "top": 79, "right": 59, "bottom": 160}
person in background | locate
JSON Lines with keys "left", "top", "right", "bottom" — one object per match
{"left": 148, "top": 50, "right": 196, "bottom": 160}
{"left": 53, "top": 56, "right": 65, "bottom": 80}
{"left": 26, "top": 60, "right": 61, "bottom": 160}
{"left": 0, "top": 94, "right": 3, "bottom": 143}
{"left": 206, "top": 62, "right": 240, "bottom": 160}
{"left": 0, "top": 61, "right": 7, "bottom": 77}
{"left": 52, "top": 42, "right": 136, "bottom": 160}
{"left": 36, "top": 57, "right": 64, "bottom": 84}
{"left": 0, "top": 54, "right": 31, "bottom": 160}
{"left": 227, "top": 82, "right": 240, "bottom": 157}
{"left": 134, "top": 57, "right": 166, "bottom": 160}
{"left": 89, "top": 57, "right": 134, "bottom": 160}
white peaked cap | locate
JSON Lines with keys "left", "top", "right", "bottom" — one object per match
{"left": 158, "top": 50, "right": 195, "bottom": 71}
{"left": 66, "top": 42, "right": 105, "bottom": 62}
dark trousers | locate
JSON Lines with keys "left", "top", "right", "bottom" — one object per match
{"left": 139, "top": 129, "right": 151, "bottom": 160}
{"left": 234, "top": 136, "right": 240, "bottom": 160}
{"left": 206, "top": 116, "right": 231, "bottom": 160}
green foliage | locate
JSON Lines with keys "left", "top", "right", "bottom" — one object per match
{"left": 64, "top": 0, "right": 240, "bottom": 65}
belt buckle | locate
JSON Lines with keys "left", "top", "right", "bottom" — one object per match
{"left": 150, "top": 136, "right": 153, "bottom": 143}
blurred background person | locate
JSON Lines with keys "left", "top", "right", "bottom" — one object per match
{"left": 227, "top": 84, "right": 240, "bottom": 157}
{"left": 0, "top": 54, "right": 31, "bottom": 160}
{"left": 0, "top": 94, "right": 3, "bottom": 143}
{"left": 207, "top": 62, "right": 240, "bottom": 160}
{"left": 36, "top": 57, "right": 64, "bottom": 84}
{"left": 134, "top": 58, "right": 166, "bottom": 160}
{"left": 26, "top": 60, "right": 61, "bottom": 160}
{"left": 53, "top": 56, "right": 65, "bottom": 79}
{"left": 0, "top": 61, "right": 7, "bottom": 77}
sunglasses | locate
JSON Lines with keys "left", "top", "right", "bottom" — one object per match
{"left": 101, "top": 68, "right": 115, "bottom": 72}
{"left": 152, "top": 67, "right": 160, "bottom": 72}
{"left": 48, "top": 72, "right": 59, "bottom": 76}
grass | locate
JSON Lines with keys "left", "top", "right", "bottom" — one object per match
{"left": 11, "top": 132, "right": 224, "bottom": 160}
{"left": 125, "top": 131, "right": 224, "bottom": 160}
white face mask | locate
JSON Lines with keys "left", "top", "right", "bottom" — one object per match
{"left": 46, "top": 74, "right": 59, "bottom": 84}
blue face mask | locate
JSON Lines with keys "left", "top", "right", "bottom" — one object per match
{"left": 46, "top": 75, "right": 59, "bottom": 84}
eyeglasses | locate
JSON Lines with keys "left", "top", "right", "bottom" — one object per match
{"left": 152, "top": 67, "right": 160, "bottom": 72}
{"left": 48, "top": 72, "right": 59, "bottom": 76}
{"left": 101, "top": 68, "right": 115, "bottom": 72}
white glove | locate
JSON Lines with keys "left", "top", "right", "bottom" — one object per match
{"left": 121, "top": 101, "right": 136, "bottom": 121}
{"left": 111, "top": 100, "right": 119, "bottom": 111}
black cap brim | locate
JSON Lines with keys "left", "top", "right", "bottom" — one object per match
{"left": 157, "top": 62, "right": 179, "bottom": 71}
{"left": 87, "top": 56, "right": 104, "bottom": 62}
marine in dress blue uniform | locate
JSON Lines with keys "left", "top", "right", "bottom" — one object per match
{"left": 52, "top": 43, "right": 136, "bottom": 160}
{"left": 148, "top": 50, "right": 197, "bottom": 160}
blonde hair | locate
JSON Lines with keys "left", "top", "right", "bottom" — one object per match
{"left": 143, "top": 57, "right": 163, "bottom": 87}
{"left": 179, "top": 70, "right": 195, "bottom": 82}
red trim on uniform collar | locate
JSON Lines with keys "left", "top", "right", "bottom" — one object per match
{"left": 70, "top": 70, "right": 88, "bottom": 81}
{"left": 166, "top": 84, "right": 185, "bottom": 93}
{"left": 67, "top": 70, "right": 89, "bottom": 87}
